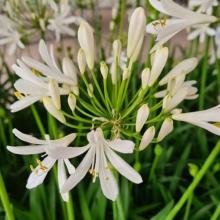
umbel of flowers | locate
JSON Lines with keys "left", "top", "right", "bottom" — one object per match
{"left": 7, "top": 3, "right": 220, "bottom": 201}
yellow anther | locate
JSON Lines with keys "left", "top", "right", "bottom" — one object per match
{"left": 36, "top": 159, "right": 47, "bottom": 172}
{"left": 30, "top": 165, "right": 38, "bottom": 175}
{"left": 14, "top": 91, "right": 24, "bottom": 100}
{"left": 32, "top": 68, "right": 42, "bottom": 77}
{"left": 105, "top": 177, "right": 109, "bottom": 181}
{"left": 214, "top": 122, "right": 220, "bottom": 128}
{"left": 89, "top": 169, "right": 98, "bottom": 183}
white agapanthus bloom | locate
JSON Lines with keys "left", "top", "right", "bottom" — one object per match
{"left": 56, "top": 128, "right": 143, "bottom": 201}
{"left": 48, "top": 0, "right": 83, "bottom": 41}
{"left": 172, "top": 105, "right": 220, "bottom": 135}
{"left": 187, "top": 24, "right": 216, "bottom": 43}
{"left": 0, "top": 15, "right": 24, "bottom": 55}
{"left": 11, "top": 40, "right": 78, "bottom": 122}
{"left": 146, "top": 0, "right": 217, "bottom": 52}
{"left": 188, "top": 0, "right": 218, "bottom": 14}
{"left": 7, "top": 129, "right": 89, "bottom": 201}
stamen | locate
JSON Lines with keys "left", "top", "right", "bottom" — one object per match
{"left": 214, "top": 122, "right": 220, "bottom": 128}
{"left": 30, "top": 165, "right": 38, "bottom": 175}
{"left": 36, "top": 159, "right": 48, "bottom": 172}
{"left": 89, "top": 169, "right": 98, "bottom": 183}
{"left": 14, "top": 91, "right": 24, "bottom": 100}
{"left": 32, "top": 68, "right": 42, "bottom": 77}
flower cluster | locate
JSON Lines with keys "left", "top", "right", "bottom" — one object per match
{"left": 7, "top": 3, "right": 220, "bottom": 201}
{"left": 0, "top": 0, "right": 83, "bottom": 55}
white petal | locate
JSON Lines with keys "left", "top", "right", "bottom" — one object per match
{"left": 10, "top": 96, "right": 41, "bottom": 112}
{"left": 107, "top": 139, "right": 135, "bottom": 153}
{"left": 46, "top": 145, "right": 90, "bottom": 159}
{"left": 64, "top": 159, "right": 75, "bottom": 174}
{"left": 61, "top": 147, "right": 95, "bottom": 194}
{"left": 14, "top": 79, "right": 48, "bottom": 96}
{"left": 26, "top": 156, "right": 56, "bottom": 189}
{"left": 149, "top": 0, "right": 168, "bottom": 14}
{"left": 12, "top": 129, "right": 45, "bottom": 144}
{"left": 7, "top": 145, "right": 45, "bottom": 155}
{"left": 43, "top": 97, "right": 66, "bottom": 123}
{"left": 50, "top": 133, "right": 76, "bottom": 146}
{"left": 58, "top": 159, "right": 69, "bottom": 202}
{"left": 105, "top": 147, "right": 142, "bottom": 184}
{"left": 159, "top": 58, "right": 198, "bottom": 85}
{"left": 99, "top": 149, "right": 118, "bottom": 201}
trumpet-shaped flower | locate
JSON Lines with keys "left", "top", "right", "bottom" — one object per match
{"left": 11, "top": 40, "right": 78, "bottom": 120}
{"left": 58, "top": 128, "right": 142, "bottom": 201}
{"left": 7, "top": 129, "right": 89, "bottom": 201}
{"left": 0, "top": 15, "right": 24, "bottom": 55}
{"left": 172, "top": 105, "right": 220, "bottom": 135}
{"left": 146, "top": 0, "right": 217, "bottom": 52}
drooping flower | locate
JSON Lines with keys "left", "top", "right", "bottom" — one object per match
{"left": 58, "top": 128, "right": 142, "bottom": 201}
{"left": 172, "top": 105, "right": 220, "bottom": 135}
{"left": 0, "top": 15, "right": 24, "bottom": 55}
{"left": 146, "top": 0, "right": 217, "bottom": 52}
{"left": 48, "top": 0, "right": 83, "bottom": 41}
{"left": 7, "top": 129, "right": 89, "bottom": 201}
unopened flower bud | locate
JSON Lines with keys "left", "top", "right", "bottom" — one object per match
{"left": 62, "top": 57, "right": 78, "bottom": 85}
{"left": 48, "top": 79, "right": 61, "bottom": 110}
{"left": 141, "top": 68, "right": 150, "bottom": 89}
{"left": 110, "top": 21, "right": 115, "bottom": 31}
{"left": 127, "top": 7, "right": 146, "bottom": 59}
{"left": 100, "top": 61, "right": 108, "bottom": 79}
{"left": 68, "top": 94, "right": 76, "bottom": 112}
{"left": 123, "top": 68, "right": 130, "bottom": 80}
{"left": 157, "top": 118, "right": 173, "bottom": 142}
{"left": 78, "top": 21, "right": 95, "bottom": 70}
{"left": 113, "top": 40, "right": 122, "bottom": 61}
{"left": 136, "top": 104, "right": 150, "bottom": 133}
{"left": 43, "top": 97, "right": 66, "bottom": 123}
{"left": 87, "top": 84, "right": 94, "bottom": 97}
{"left": 112, "top": 5, "right": 118, "bottom": 19}
{"left": 110, "top": 63, "right": 117, "bottom": 85}
{"left": 148, "top": 47, "right": 168, "bottom": 86}
{"left": 139, "top": 126, "right": 155, "bottom": 151}
{"left": 77, "top": 48, "right": 86, "bottom": 75}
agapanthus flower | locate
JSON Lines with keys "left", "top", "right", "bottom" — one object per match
{"left": 172, "top": 105, "right": 220, "bottom": 135}
{"left": 7, "top": 129, "right": 89, "bottom": 201}
{"left": 48, "top": 0, "right": 83, "bottom": 41}
{"left": 146, "top": 0, "right": 217, "bottom": 52}
{"left": 188, "top": 0, "right": 218, "bottom": 14}
{"left": 11, "top": 40, "right": 78, "bottom": 122}
{"left": 0, "top": 15, "right": 24, "bottom": 55}
{"left": 56, "top": 128, "right": 142, "bottom": 201}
